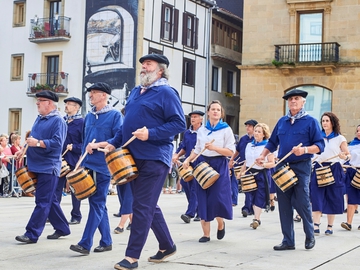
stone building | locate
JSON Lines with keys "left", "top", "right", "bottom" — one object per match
{"left": 238, "top": 0, "right": 360, "bottom": 140}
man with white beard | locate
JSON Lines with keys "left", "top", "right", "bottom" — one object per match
{"left": 106, "top": 54, "right": 186, "bottom": 270}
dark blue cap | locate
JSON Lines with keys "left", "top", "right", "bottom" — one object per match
{"left": 139, "top": 54, "right": 170, "bottom": 67}
{"left": 189, "top": 110, "right": 205, "bottom": 117}
{"left": 282, "top": 89, "right": 308, "bottom": 100}
{"left": 244, "top": 119, "right": 258, "bottom": 126}
{"left": 64, "top": 97, "right": 82, "bottom": 107}
{"left": 36, "top": 90, "right": 59, "bottom": 102}
{"left": 86, "top": 82, "right": 112, "bottom": 95}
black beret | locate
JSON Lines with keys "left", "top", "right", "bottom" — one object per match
{"left": 139, "top": 54, "right": 170, "bottom": 67}
{"left": 64, "top": 97, "right": 82, "bottom": 107}
{"left": 86, "top": 82, "right": 112, "bottom": 95}
{"left": 282, "top": 89, "right": 308, "bottom": 100}
{"left": 36, "top": 90, "right": 59, "bottom": 102}
{"left": 244, "top": 119, "right": 258, "bottom": 126}
{"left": 189, "top": 110, "right": 205, "bottom": 117}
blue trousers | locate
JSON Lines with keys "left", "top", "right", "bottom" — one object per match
{"left": 56, "top": 168, "right": 82, "bottom": 221}
{"left": 116, "top": 182, "right": 133, "bottom": 215}
{"left": 25, "top": 173, "right": 70, "bottom": 242}
{"left": 125, "top": 160, "right": 174, "bottom": 259}
{"left": 180, "top": 178, "right": 198, "bottom": 217}
{"left": 276, "top": 159, "right": 313, "bottom": 246}
{"left": 230, "top": 168, "right": 239, "bottom": 205}
{"left": 78, "top": 171, "right": 112, "bottom": 250}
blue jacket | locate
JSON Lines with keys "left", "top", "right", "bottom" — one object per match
{"left": 62, "top": 118, "right": 84, "bottom": 167}
{"left": 82, "top": 109, "right": 122, "bottom": 175}
{"left": 109, "top": 84, "right": 186, "bottom": 167}
{"left": 27, "top": 112, "right": 67, "bottom": 176}
{"left": 266, "top": 114, "right": 324, "bottom": 162}
{"left": 176, "top": 126, "right": 198, "bottom": 158}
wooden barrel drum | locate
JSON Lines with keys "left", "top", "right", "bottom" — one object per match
{"left": 272, "top": 165, "right": 298, "bottom": 192}
{"left": 15, "top": 166, "right": 37, "bottom": 194}
{"left": 192, "top": 161, "right": 219, "bottom": 189}
{"left": 315, "top": 166, "right": 335, "bottom": 187}
{"left": 178, "top": 164, "right": 194, "bottom": 182}
{"left": 240, "top": 174, "right": 258, "bottom": 192}
{"left": 66, "top": 168, "right": 96, "bottom": 200}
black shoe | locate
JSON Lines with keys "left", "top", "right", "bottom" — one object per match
{"left": 68, "top": 219, "right": 80, "bottom": 225}
{"left": 47, "top": 232, "right": 68, "bottom": 239}
{"left": 148, "top": 244, "right": 176, "bottom": 262}
{"left": 242, "top": 210, "right": 248, "bottom": 218}
{"left": 270, "top": 205, "right": 275, "bottom": 211}
{"left": 114, "top": 227, "right": 124, "bottom": 234}
{"left": 193, "top": 215, "right": 201, "bottom": 222}
{"left": 70, "top": 244, "right": 90, "bottom": 255}
{"left": 94, "top": 244, "right": 112, "bottom": 252}
{"left": 273, "top": 243, "right": 295, "bottom": 251}
{"left": 15, "top": 235, "right": 36, "bottom": 244}
{"left": 126, "top": 223, "right": 131, "bottom": 230}
{"left": 341, "top": 222, "right": 352, "bottom": 231}
{"left": 114, "top": 259, "right": 138, "bottom": 270}
{"left": 199, "top": 236, "right": 210, "bottom": 243}
{"left": 217, "top": 222, "right": 225, "bottom": 240}
{"left": 181, "top": 214, "right": 191, "bottom": 223}
{"left": 113, "top": 213, "right": 121, "bottom": 217}
{"left": 305, "top": 238, "right": 315, "bottom": 250}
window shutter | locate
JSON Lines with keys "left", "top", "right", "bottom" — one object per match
{"left": 182, "top": 13, "right": 187, "bottom": 45}
{"left": 194, "top": 17, "right": 199, "bottom": 49}
{"left": 160, "top": 5, "right": 165, "bottom": 39}
{"left": 173, "top": 9, "right": 179, "bottom": 42}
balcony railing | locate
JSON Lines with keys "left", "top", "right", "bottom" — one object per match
{"left": 29, "top": 16, "right": 71, "bottom": 43}
{"left": 274, "top": 42, "right": 340, "bottom": 63}
{"left": 27, "top": 72, "right": 69, "bottom": 97}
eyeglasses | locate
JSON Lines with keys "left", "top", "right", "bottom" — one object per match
{"left": 36, "top": 99, "right": 49, "bottom": 103}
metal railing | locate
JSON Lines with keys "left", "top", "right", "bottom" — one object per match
{"left": 27, "top": 72, "right": 69, "bottom": 94}
{"left": 29, "top": 16, "right": 71, "bottom": 38}
{"left": 274, "top": 42, "right": 340, "bottom": 63}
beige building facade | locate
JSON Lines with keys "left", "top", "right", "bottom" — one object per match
{"left": 238, "top": 0, "right": 360, "bottom": 141}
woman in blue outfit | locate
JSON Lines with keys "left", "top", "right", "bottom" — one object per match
{"left": 311, "top": 112, "right": 350, "bottom": 236}
{"left": 341, "top": 124, "right": 360, "bottom": 231}
{"left": 183, "top": 100, "right": 235, "bottom": 243}
{"left": 239, "top": 123, "right": 275, "bottom": 229}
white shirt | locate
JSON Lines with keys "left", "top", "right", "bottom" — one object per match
{"left": 316, "top": 135, "right": 347, "bottom": 163}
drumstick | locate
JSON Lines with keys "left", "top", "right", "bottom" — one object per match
{"left": 342, "top": 164, "right": 357, "bottom": 169}
{"left": 243, "top": 162, "right": 256, "bottom": 174}
{"left": 319, "top": 154, "right": 340, "bottom": 164}
{"left": 276, "top": 143, "right": 303, "bottom": 165}
{"left": 97, "top": 148, "right": 109, "bottom": 153}
{"left": 122, "top": 126, "right": 147, "bottom": 148}
{"left": 74, "top": 139, "right": 96, "bottom": 171}
{"left": 191, "top": 139, "right": 215, "bottom": 163}
{"left": 62, "top": 145, "right": 72, "bottom": 157}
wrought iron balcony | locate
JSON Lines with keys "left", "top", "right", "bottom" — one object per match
{"left": 29, "top": 16, "right": 71, "bottom": 43}
{"left": 27, "top": 72, "right": 69, "bottom": 97}
{"left": 274, "top": 42, "right": 340, "bottom": 63}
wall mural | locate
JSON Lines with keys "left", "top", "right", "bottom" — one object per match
{"left": 83, "top": 0, "right": 138, "bottom": 113}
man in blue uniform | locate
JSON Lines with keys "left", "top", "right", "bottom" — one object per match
{"left": 70, "top": 82, "right": 122, "bottom": 255}
{"left": 230, "top": 119, "right": 258, "bottom": 215}
{"left": 172, "top": 110, "right": 204, "bottom": 223}
{"left": 107, "top": 54, "right": 186, "bottom": 270}
{"left": 256, "top": 89, "right": 324, "bottom": 251}
{"left": 54, "top": 97, "right": 84, "bottom": 226}
{"left": 15, "top": 90, "right": 70, "bottom": 243}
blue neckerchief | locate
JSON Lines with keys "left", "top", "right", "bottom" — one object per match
{"left": 251, "top": 139, "right": 268, "bottom": 146}
{"left": 39, "top": 109, "right": 61, "bottom": 119}
{"left": 205, "top": 119, "right": 229, "bottom": 135}
{"left": 140, "top": 78, "right": 169, "bottom": 92}
{"left": 90, "top": 105, "right": 113, "bottom": 119}
{"left": 321, "top": 131, "right": 338, "bottom": 141}
{"left": 64, "top": 113, "right": 82, "bottom": 122}
{"left": 349, "top": 137, "right": 360, "bottom": 146}
{"left": 286, "top": 107, "right": 308, "bottom": 124}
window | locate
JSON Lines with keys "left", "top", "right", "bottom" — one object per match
{"left": 148, "top": 48, "right": 163, "bottom": 55}
{"left": 182, "top": 58, "right": 195, "bottom": 86}
{"left": 227, "top": 71, "right": 235, "bottom": 93}
{"left": 284, "top": 85, "right": 332, "bottom": 121}
{"left": 47, "top": 56, "right": 59, "bottom": 87}
{"left": 11, "top": 54, "right": 24, "bottom": 81}
{"left": 212, "top": 19, "right": 242, "bottom": 52}
{"left": 161, "top": 4, "right": 179, "bottom": 42}
{"left": 9, "top": 109, "right": 22, "bottom": 134}
{"left": 182, "top": 13, "right": 198, "bottom": 49}
{"left": 212, "top": 66, "right": 219, "bottom": 91}
{"left": 13, "top": 1, "right": 26, "bottom": 27}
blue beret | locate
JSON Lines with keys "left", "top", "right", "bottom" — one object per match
{"left": 64, "top": 97, "right": 82, "bottom": 107}
{"left": 36, "top": 90, "right": 59, "bottom": 102}
{"left": 139, "top": 54, "right": 170, "bottom": 67}
{"left": 244, "top": 119, "right": 258, "bottom": 126}
{"left": 189, "top": 110, "right": 205, "bottom": 117}
{"left": 282, "top": 89, "right": 308, "bottom": 100}
{"left": 86, "top": 82, "right": 112, "bottom": 95}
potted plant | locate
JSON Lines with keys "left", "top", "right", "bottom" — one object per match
{"left": 33, "top": 25, "right": 43, "bottom": 38}
{"left": 58, "top": 29, "right": 66, "bottom": 36}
